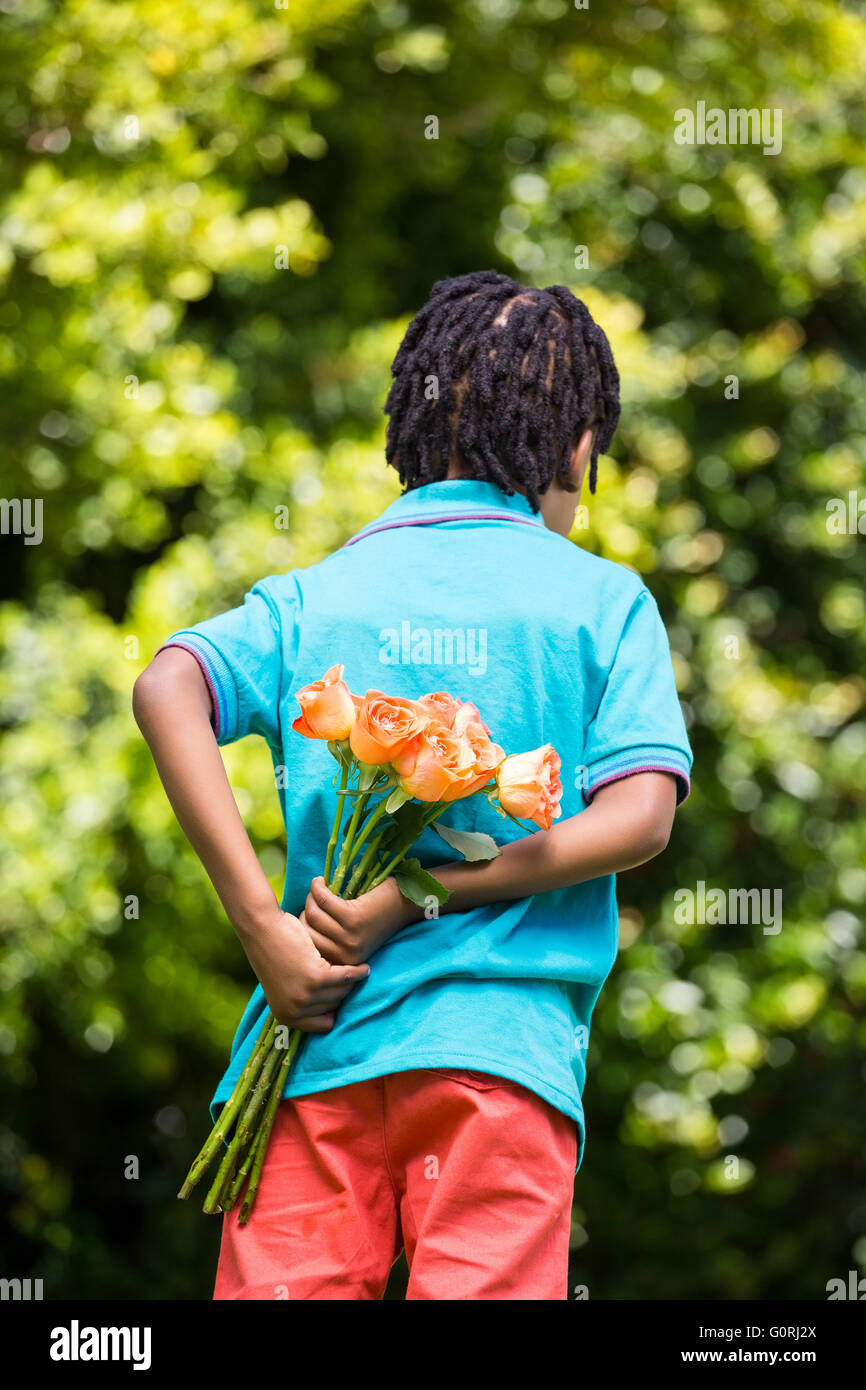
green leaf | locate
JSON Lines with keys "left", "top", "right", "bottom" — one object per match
{"left": 385, "top": 786, "right": 410, "bottom": 813}
{"left": 327, "top": 739, "right": 354, "bottom": 768}
{"left": 432, "top": 822, "right": 503, "bottom": 861}
{"left": 385, "top": 799, "right": 429, "bottom": 843}
{"left": 392, "top": 858, "right": 451, "bottom": 909}
{"left": 356, "top": 762, "right": 380, "bottom": 791}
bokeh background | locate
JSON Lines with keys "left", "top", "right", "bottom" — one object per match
{"left": 2, "top": 0, "right": 865, "bottom": 1300}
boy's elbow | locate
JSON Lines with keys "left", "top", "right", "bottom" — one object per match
{"left": 592, "top": 772, "right": 678, "bottom": 868}
{"left": 636, "top": 807, "right": 675, "bottom": 862}
{"left": 643, "top": 821, "right": 672, "bottom": 860}
{"left": 632, "top": 776, "right": 678, "bottom": 861}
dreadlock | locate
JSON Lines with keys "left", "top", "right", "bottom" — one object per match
{"left": 383, "top": 270, "right": 621, "bottom": 511}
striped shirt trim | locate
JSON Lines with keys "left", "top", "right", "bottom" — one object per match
{"left": 343, "top": 510, "right": 546, "bottom": 547}
{"left": 156, "top": 637, "right": 233, "bottom": 741}
{"left": 585, "top": 748, "right": 692, "bottom": 806}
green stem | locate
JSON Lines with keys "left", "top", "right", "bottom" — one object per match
{"left": 323, "top": 759, "right": 351, "bottom": 885}
{"left": 238, "top": 1025, "right": 301, "bottom": 1184}
{"left": 177, "top": 1012, "right": 276, "bottom": 1199}
{"left": 344, "top": 827, "right": 388, "bottom": 899}
{"left": 329, "top": 789, "right": 372, "bottom": 895}
{"left": 222, "top": 1116, "right": 267, "bottom": 1212}
{"left": 202, "top": 1040, "right": 283, "bottom": 1214}
{"left": 362, "top": 803, "right": 448, "bottom": 893}
{"left": 238, "top": 1030, "right": 302, "bottom": 1224}
{"left": 233, "top": 1034, "right": 283, "bottom": 1151}
{"left": 201, "top": 1122, "right": 248, "bottom": 1215}
{"left": 348, "top": 795, "right": 391, "bottom": 859}
{"left": 343, "top": 802, "right": 392, "bottom": 897}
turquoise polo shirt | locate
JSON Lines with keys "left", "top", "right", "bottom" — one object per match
{"left": 161, "top": 479, "right": 692, "bottom": 1172}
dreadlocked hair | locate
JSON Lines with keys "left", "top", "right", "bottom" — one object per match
{"left": 383, "top": 269, "right": 621, "bottom": 511}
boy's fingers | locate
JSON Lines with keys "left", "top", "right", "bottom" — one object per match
{"left": 303, "top": 896, "right": 341, "bottom": 940}
{"left": 310, "top": 876, "right": 352, "bottom": 923}
{"left": 304, "top": 927, "right": 348, "bottom": 966}
{"left": 324, "top": 960, "right": 370, "bottom": 984}
{"left": 291, "top": 1013, "right": 335, "bottom": 1034}
{"left": 291, "top": 988, "right": 349, "bottom": 1014}
{"left": 303, "top": 925, "right": 334, "bottom": 959}
{"left": 310, "top": 875, "right": 335, "bottom": 905}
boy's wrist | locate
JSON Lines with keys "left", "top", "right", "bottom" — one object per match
{"left": 230, "top": 893, "right": 284, "bottom": 941}
{"left": 380, "top": 875, "right": 423, "bottom": 930}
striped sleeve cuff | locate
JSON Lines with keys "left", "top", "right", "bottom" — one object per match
{"left": 155, "top": 633, "right": 239, "bottom": 744}
{"left": 583, "top": 745, "right": 692, "bottom": 806}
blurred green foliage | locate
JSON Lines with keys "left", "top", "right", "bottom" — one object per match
{"left": 1, "top": 0, "right": 865, "bottom": 1299}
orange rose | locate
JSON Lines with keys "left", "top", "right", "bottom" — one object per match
{"left": 419, "top": 692, "right": 493, "bottom": 739}
{"left": 418, "top": 691, "right": 463, "bottom": 729}
{"left": 452, "top": 701, "right": 492, "bottom": 738}
{"left": 392, "top": 722, "right": 470, "bottom": 802}
{"left": 292, "top": 665, "right": 357, "bottom": 741}
{"left": 447, "top": 719, "right": 506, "bottom": 799}
{"left": 349, "top": 691, "right": 431, "bottom": 766}
{"left": 393, "top": 718, "right": 505, "bottom": 803}
{"left": 495, "top": 745, "right": 563, "bottom": 830}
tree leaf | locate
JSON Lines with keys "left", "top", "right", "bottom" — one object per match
{"left": 432, "top": 822, "right": 503, "bottom": 861}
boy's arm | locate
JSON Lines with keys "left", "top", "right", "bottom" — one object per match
{"left": 301, "top": 771, "right": 679, "bottom": 964}
{"left": 132, "top": 647, "right": 369, "bottom": 1030}
{"left": 429, "top": 770, "right": 677, "bottom": 907}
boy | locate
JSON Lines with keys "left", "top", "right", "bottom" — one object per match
{"left": 133, "top": 269, "right": 693, "bottom": 1301}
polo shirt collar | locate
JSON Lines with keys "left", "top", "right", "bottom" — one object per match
{"left": 376, "top": 479, "right": 540, "bottom": 522}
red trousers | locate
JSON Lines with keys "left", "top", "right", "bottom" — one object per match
{"left": 214, "top": 1067, "right": 577, "bottom": 1301}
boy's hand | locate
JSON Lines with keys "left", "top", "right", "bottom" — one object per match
{"left": 300, "top": 877, "right": 416, "bottom": 967}
{"left": 238, "top": 906, "right": 371, "bottom": 1033}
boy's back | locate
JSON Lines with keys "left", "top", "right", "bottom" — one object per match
{"left": 166, "top": 475, "right": 691, "bottom": 1169}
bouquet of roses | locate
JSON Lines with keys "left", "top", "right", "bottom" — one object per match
{"left": 178, "top": 665, "right": 563, "bottom": 1221}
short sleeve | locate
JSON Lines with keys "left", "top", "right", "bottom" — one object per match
{"left": 157, "top": 582, "right": 286, "bottom": 749}
{"left": 582, "top": 588, "right": 693, "bottom": 806}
